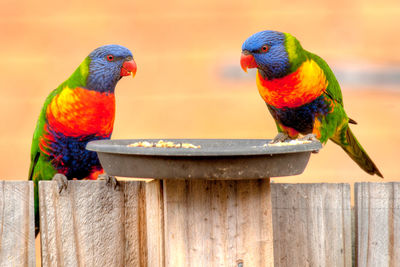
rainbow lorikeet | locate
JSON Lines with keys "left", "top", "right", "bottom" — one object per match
{"left": 29, "top": 45, "right": 137, "bottom": 235}
{"left": 240, "top": 30, "right": 383, "bottom": 178}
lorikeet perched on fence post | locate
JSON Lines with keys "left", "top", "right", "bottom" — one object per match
{"left": 29, "top": 45, "right": 137, "bottom": 235}
{"left": 240, "top": 30, "right": 383, "bottom": 178}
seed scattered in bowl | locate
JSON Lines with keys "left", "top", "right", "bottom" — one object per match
{"left": 128, "top": 140, "right": 201, "bottom": 149}
{"left": 266, "top": 139, "right": 312, "bottom": 147}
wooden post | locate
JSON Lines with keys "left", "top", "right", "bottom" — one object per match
{"left": 39, "top": 179, "right": 273, "bottom": 266}
{"left": 161, "top": 179, "right": 274, "bottom": 267}
{"left": 0, "top": 181, "right": 35, "bottom": 267}
{"left": 355, "top": 182, "right": 400, "bottom": 267}
{"left": 39, "top": 180, "right": 147, "bottom": 267}
{"left": 271, "top": 183, "right": 352, "bottom": 267}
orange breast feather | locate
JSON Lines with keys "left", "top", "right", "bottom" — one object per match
{"left": 256, "top": 60, "right": 328, "bottom": 109}
{"left": 46, "top": 87, "right": 115, "bottom": 137}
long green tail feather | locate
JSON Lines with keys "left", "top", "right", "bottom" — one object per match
{"left": 332, "top": 126, "right": 383, "bottom": 178}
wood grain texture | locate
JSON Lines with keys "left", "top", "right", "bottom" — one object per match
{"left": 39, "top": 180, "right": 147, "bottom": 267}
{"left": 355, "top": 182, "right": 400, "bottom": 267}
{"left": 272, "top": 183, "right": 351, "bottom": 267}
{"left": 0, "top": 181, "right": 35, "bottom": 267}
{"left": 146, "top": 180, "right": 165, "bottom": 267}
{"left": 162, "top": 179, "right": 274, "bottom": 267}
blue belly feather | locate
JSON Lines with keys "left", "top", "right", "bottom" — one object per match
{"left": 267, "top": 95, "right": 331, "bottom": 134}
{"left": 46, "top": 126, "right": 110, "bottom": 179}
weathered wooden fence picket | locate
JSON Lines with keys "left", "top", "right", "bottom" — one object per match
{"left": 0, "top": 181, "right": 35, "bottom": 267}
{"left": 355, "top": 182, "right": 400, "bottom": 266}
{"left": 39, "top": 180, "right": 147, "bottom": 266}
{"left": 0, "top": 181, "right": 399, "bottom": 266}
{"left": 271, "top": 183, "right": 352, "bottom": 266}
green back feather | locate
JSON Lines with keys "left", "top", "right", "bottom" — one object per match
{"left": 306, "top": 51, "right": 344, "bottom": 106}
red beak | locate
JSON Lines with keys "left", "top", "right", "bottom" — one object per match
{"left": 240, "top": 52, "right": 257, "bottom": 72}
{"left": 120, "top": 60, "right": 137, "bottom": 77}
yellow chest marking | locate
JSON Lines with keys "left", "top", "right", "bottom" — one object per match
{"left": 256, "top": 59, "right": 328, "bottom": 108}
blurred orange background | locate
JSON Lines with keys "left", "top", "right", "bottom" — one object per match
{"left": 1, "top": 0, "right": 400, "bottom": 264}
{"left": 1, "top": 1, "right": 400, "bottom": 183}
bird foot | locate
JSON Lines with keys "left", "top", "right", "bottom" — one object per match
{"left": 98, "top": 174, "right": 119, "bottom": 190}
{"left": 52, "top": 173, "right": 68, "bottom": 194}
{"left": 299, "top": 133, "right": 319, "bottom": 142}
{"left": 270, "top": 132, "right": 291, "bottom": 144}
{"left": 299, "top": 134, "right": 320, "bottom": 153}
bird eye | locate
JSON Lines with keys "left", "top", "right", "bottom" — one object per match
{"left": 106, "top": 55, "right": 114, "bottom": 61}
{"left": 260, "top": 45, "right": 269, "bottom": 53}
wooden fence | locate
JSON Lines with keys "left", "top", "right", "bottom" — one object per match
{"left": 0, "top": 181, "right": 399, "bottom": 266}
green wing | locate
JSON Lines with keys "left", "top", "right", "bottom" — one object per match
{"left": 28, "top": 88, "right": 60, "bottom": 181}
{"left": 306, "top": 51, "right": 344, "bottom": 106}
{"left": 29, "top": 88, "right": 60, "bottom": 234}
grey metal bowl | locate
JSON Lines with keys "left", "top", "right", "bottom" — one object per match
{"left": 86, "top": 139, "right": 321, "bottom": 180}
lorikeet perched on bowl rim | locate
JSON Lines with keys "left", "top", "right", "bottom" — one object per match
{"left": 240, "top": 30, "right": 383, "bottom": 178}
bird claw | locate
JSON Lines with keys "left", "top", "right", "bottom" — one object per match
{"left": 270, "top": 132, "right": 291, "bottom": 144}
{"left": 299, "top": 133, "right": 319, "bottom": 142}
{"left": 299, "top": 134, "right": 320, "bottom": 153}
{"left": 98, "top": 174, "right": 119, "bottom": 190}
{"left": 52, "top": 173, "right": 68, "bottom": 194}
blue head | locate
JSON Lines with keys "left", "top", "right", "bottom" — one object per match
{"left": 241, "top": 31, "right": 299, "bottom": 79}
{"left": 86, "top": 44, "right": 137, "bottom": 93}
